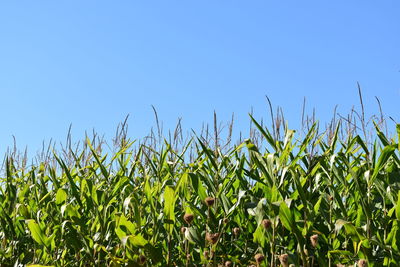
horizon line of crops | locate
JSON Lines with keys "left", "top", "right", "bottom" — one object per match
{"left": 1, "top": 102, "right": 400, "bottom": 266}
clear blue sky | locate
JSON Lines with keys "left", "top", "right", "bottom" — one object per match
{"left": 0, "top": 1, "right": 399, "bottom": 156}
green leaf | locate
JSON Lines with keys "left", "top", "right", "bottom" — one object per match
{"left": 371, "top": 145, "right": 396, "bottom": 185}
{"left": 87, "top": 138, "right": 110, "bottom": 178}
{"left": 54, "top": 155, "right": 83, "bottom": 208}
{"left": 115, "top": 214, "right": 136, "bottom": 240}
{"left": 196, "top": 138, "right": 218, "bottom": 171}
{"left": 26, "top": 220, "right": 48, "bottom": 247}
{"left": 397, "top": 124, "right": 400, "bottom": 151}
{"left": 253, "top": 225, "right": 266, "bottom": 248}
{"left": 328, "top": 250, "right": 353, "bottom": 257}
{"left": 249, "top": 114, "right": 277, "bottom": 150}
{"left": 335, "top": 219, "right": 362, "bottom": 242}
{"left": 163, "top": 186, "right": 176, "bottom": 234}
{"left": 279, "top": 201, "right": 294, "bottom": 231}
{"left": 164, "top": 186, "right": 176, "bottom": 222}
{"left": 396, "top": 191, "right": 400, "bottom": 220}
{"left": 189, "top": 173, "right": 207, "bottom": 201}
{"left": 55, "top": 188, "right": 67, "bottom": 205}
{"left": 313, "top": 196, "right": 322, "bottom": 214}
{"left": 185, "top": 227, "right": 202, "bottom": 245}
{"left": 128, "top": 234, "right": 148, "bottom": 247}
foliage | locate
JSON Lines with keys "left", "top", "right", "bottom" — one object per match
{"left": 0, "top": 115, "right": 400, "bottom": 266}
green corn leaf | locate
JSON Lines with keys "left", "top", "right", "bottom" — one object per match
{"left": 397, "top": 124, "right": 400, "bottom": 151}
{"left": 55, "top": 188, "right": 67, "bottom": 205}
{"left": 54, "top": 155, "right": 83, "bottom": 208}
{"left": 26, "top": 219, "right": 48, "bottom": 247}
{"left": 116, "top": 214, "right": 136, "bottom": 240}
{"left": 163, "top": 186, "right": 176, "bottom": 232}
{"left": 249, "top": 114, "right": 277, "bottom": 150}
{"left": 128, "top": 234, "right": 148, "bottom": 247}
{"left": 371, "top": 145, "right": 396, "bottom": 185}
{"left": 396, "top": 191, "right": 400, "bottom": 220}
{"left": 279, "top": 201, "right": 294, "bottom": 231}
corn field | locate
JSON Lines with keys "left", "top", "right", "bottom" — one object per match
{"left": 1, "top": 113, "right": 400, "bottom": 266}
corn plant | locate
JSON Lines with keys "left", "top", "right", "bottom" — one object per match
{"left": 0, "top": 115, "right": 400, "bottom": 266}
